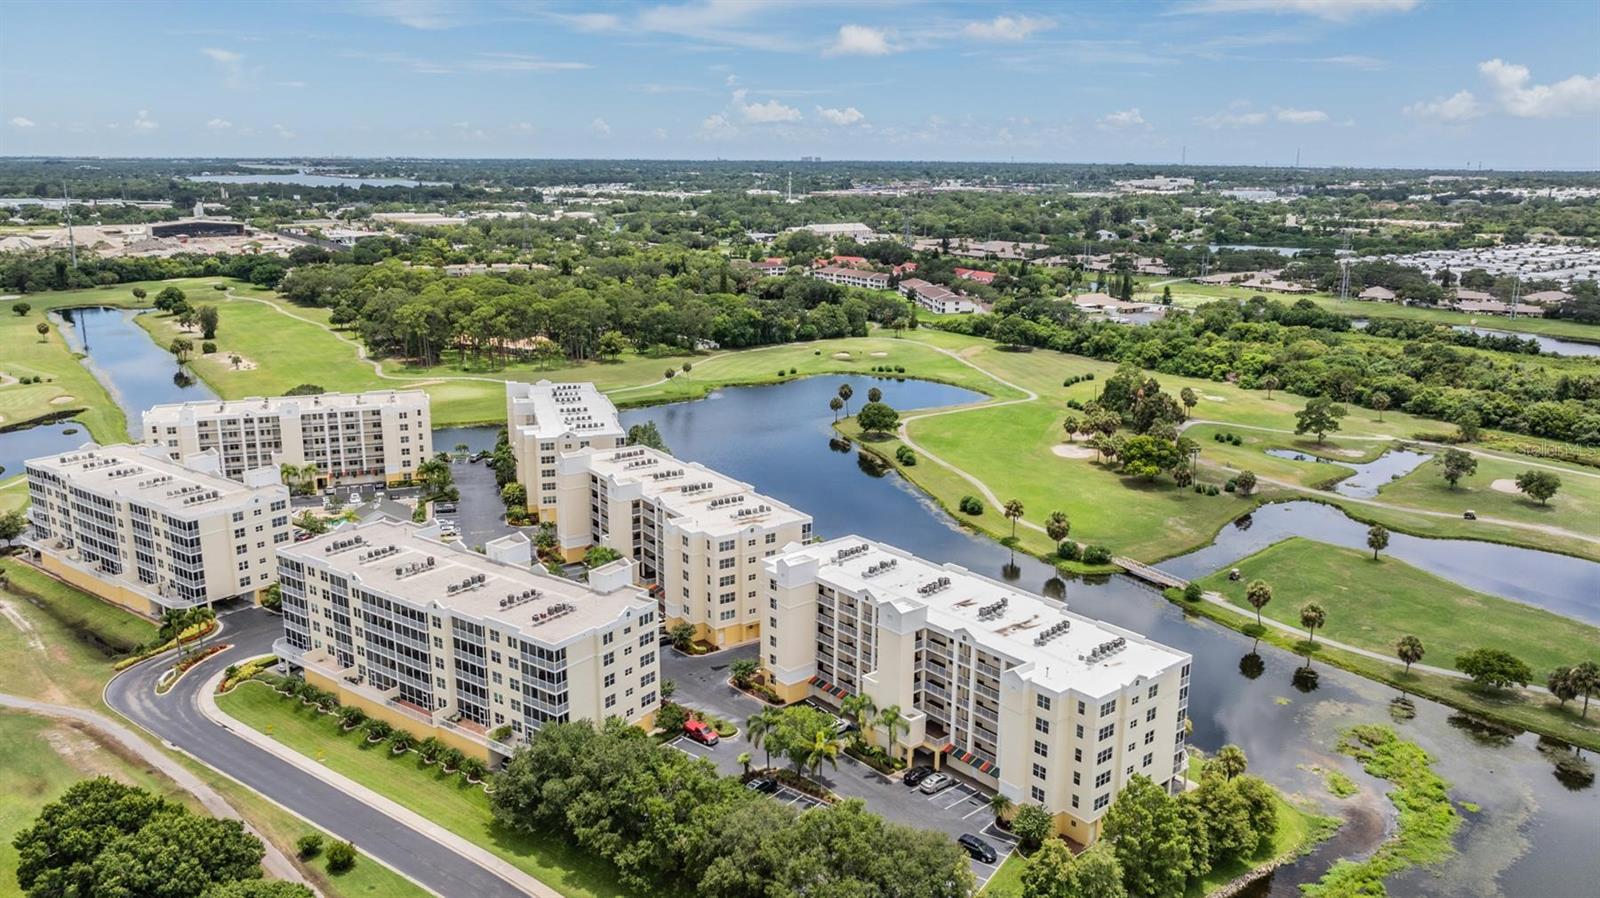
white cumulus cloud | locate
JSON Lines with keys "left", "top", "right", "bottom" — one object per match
{"left": 1402, "top": 90, "right": 1483, "bottom": 123}
{"left": 1096, "top": 108, "right": 1147, "bottom": 131}
{"left": 1275, "top": 107, "right": 1328, "bottom": 124}
{"left": 826, "top": 24, "right": 896, "bottom": 56}
{"left": 590, "top": 117, "right": 611, "bottom": 136}
{"left": 132, "top": 110, "right": 158, "bottom": 132}
{"left": 1177, "top": 0, "right": 1418, "bottom": 21}
{"left": 962, "top": 15, "right": 1054, "bottom": 41}
{"left": 206, "top": 118, "right": 233, "bottom": 130}
{"left": 698, "top": 113, "right": 737, "bottom": 140}
{"left": 733, "top": 89, "right": 800, "bottom": 123}
{"left": 9, "top": 116, "right": 36, "bottom": 129}
{"left": 817, "top": 106, "right": 865, "bottom": 126}
{"left": 1196, "top": 108, "right": 1267, "bottom": 129}
{"left": 272, "top": 123, "right": 296, "bottom": 139}
{"left": 1478, "top": 59, "right": 1600, "bottom": 118}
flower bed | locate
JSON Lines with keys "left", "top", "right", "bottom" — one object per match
{"left": 218, "top": 655, "right": 277, "bottom": 693}
{"left": 113, "top": 619, "right": 218, "bottom": 671}
{"left": 155, "top": 643, "right": 230, "bottom": 694}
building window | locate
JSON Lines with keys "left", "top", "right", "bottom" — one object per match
{"left": 1032, "top": 763, "right": 1047, "bottom": 780}
{"left": 1143, "top": 752, "right": 1154, "bottom": 767}
{"left": 1096, "top": 747, "right": 1113, "bottom": 765}
{"left": 1148, "top": 684, "right": 1159, "bottom": 699}
{"left": 1072, "top": 771, "right": 1080, "bottom": 786}
{"left": 1035, "top": 717, "right": 1049, "bottom": 734}
{"left": 1095, "top": 770, "right": 1111, "bottom": 788}
{"left": 1071, "top": 795, "right": 1079, "bottom": 809}
{"left": 1032, "top": 786, "right": 1046, "bottom": 803}
{"left": 1093, "top": 794, "right": 1110, "bottom": 811}
{"left": 1033, "top": 740, "right": 1048, "bottom": 758}
{"left": 1146, "top": 708, "right": 1158, "bottom": 723}
{"left": 1098, "top": 724, "right": 1115, "bottom": 741}
{"left": 1099, "top": 700, "right": 1116, "bottom": 717}
{"left": 1036, "top": 694, "right": 1051, "bottom": 711}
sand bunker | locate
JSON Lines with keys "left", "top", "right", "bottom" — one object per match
{"left": 220, "top": 354, "right": 259, "bottom": 371}
{"left": 49, "top": 395, "right": 76, "bottom": 405}
{"left": 1203, "top": 394, "right": 1227, "bottom": 402}
{"left": 870, "top": 352, "right": 888, "bottom": 357}
{"left": 1490, "top": 478, "right": 1520, "bottom": 494}
{"left": 832, "top": 352, "right": 852, "bottom": 359}
{"left": 1052, "top": 443, "right": 1099, "bottom": 460}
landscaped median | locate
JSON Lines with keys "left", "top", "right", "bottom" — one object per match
{"left": 213, "top": 678, "right": 654, "bottom": 898}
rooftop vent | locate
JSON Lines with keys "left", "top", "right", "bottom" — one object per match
{"left": 917, "top": 576, "right": 952, "bottom": 597}
{"left": 863, "top": 558, "right": 897, "bottom": 577}
{"left": 1033, "top": 619, "right": 1072, "bottom": 646}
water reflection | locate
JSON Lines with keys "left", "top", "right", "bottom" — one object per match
{"left": 1239, "top": 652, "right": 1266, "bottom": 680}
{"left": 618, "top": 376, "right": 1600, "bottom": 898}
{"left": 51, "top": 306, "right": 216, "bottom": 428}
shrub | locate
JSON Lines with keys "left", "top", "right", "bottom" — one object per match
{"left": 790, "top": 367, "right": 797, "bottom": 374}
{"left": 1057, "top": 541, "right": 1081, "bottom": 561}
{"left": 1082, "top": 545, "right": 1113, "bottom": 565}
{"left": 1225, "top": 479, "right": 1237, "bottom": 492}
{"left": 440, "top": 747, "right": 465, "bottom": 772}
{"left": 657, "top": 702, "right": 689, "bottom": 733}
{"left": 895, "top": 445, "right": 916, "bottom": 466}
{"left": 1184, "top": 583, "right": 1203, "bottom": 602}
{"left": 959, "top": 495, "right": 983, "bottom": 515}
{"left": 1207, "top": 484, "right": 1221, "bottom": 496}
{"left": 1012, "top": 804, "right": 1053, "bottom": 851}
{"left": 458, "top": 757, "right": 487, "bottom": 782}
{"left": 296, "top": 833, "right": 324, "bottom": 859}
{"left": 201, "top": 341, "right": 217, "bottom": 354}
{"left": 895, "top": 365, "right": 905, "bottom": 373}
{"left": 325, "top": 840, "right": 357, "bottom": 873}
{"left": 337, "top": 706, "right": 367, "bottom": 731}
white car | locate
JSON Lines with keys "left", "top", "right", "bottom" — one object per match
{"left": 918, "top": 773, "right": 954, "bottom": 794}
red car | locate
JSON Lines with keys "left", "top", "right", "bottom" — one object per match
{"left": 683, "top": 719, "right": 719, "bottom": 746}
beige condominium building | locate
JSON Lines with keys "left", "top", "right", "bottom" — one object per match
{"left": 141, "top": 390, "right": 432, "bottom": 487}
{"left": 23, "top": 443, "right": 290, "bottom": 617}
{"left": 555, "top": 445, "right": 812, "bottom": 648}
{"left": 274, "top": 519, "right": 660, "bottom": 762}
{"left": 765, "top": 536, "right": 1191, "bottom": 845}
{"left": 506, "top": 380, "right": 624, "bottom": 522}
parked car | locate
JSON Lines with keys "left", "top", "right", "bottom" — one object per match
{"left": 683, "top": 718, "right": 719, "bottom": 746}
{"left": 435, "top": 502, "right": 458, "bottom": 514}
{"left": 903, "top": 766, "right": 935, "bottom": 787}
{"left": 957, "top": 833, "right": 997, "bottom": 864}
{"left": 833, "top": 716, "right": 857, "bottom": 735}
{"left": 745, "top": 777, "right": 779, "bottom": 794}
{"left": 918, "top": 772, "right": 954, "bottom": 794}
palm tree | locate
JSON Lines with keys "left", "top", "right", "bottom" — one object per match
{"left": 829, "top": 396, "right": 844, "bottom": 421}
{"left": 1245, "top": 579, "right": 1272, "bottom": 627}
{"left": 840, "top": 693, "right": 877, "bottom": 744}
{"left": 1213, "top": 744, "right": 1249, "bottom": 780}
{"left": 1045, "top": 511, "right": 1071, "bottom": 553}
{"left": 803, "top": 727, "right": 844, "bottom": 778}
{"left": 1573, "top": 661, "right": 1600, "bottom": 718}
{"left": 161, "top": 608, "right": 192, "bottom": 657}
{"left": 987, "top": 792, "right": 1014, "bottom": 825}
{"left": 877, "top": 705, "right": 909, "bottom": 761}
{"left": 1002, "top": 498, "right": 1024, "bottom": 540}
{"left": 1180, "top": 387, "right": 1198, "bottom": 420}
{"left": 279, "top": 463, "right": 304, "bottom": 491}
{"left": 1300, "top": 602, "right": 1326, "bottom": 645}
{"left": 837, "top": 383, "right": 854, "bottom": 416}
{"left": 300, "top": 463, "right": 321, "bottom": 491}
{"left": 1260, "top": 374, "right": 1280, "bottom": 400}
{"left": 1396, "top": 635, "right": 1425, "bottom": 673}
{"left": 1367, "top": 524, "right": 1389, "bottom": 561}
{"left": 746, "top": 709, "right": 776, "bottom": 770}
{"left": 737, "top": 751, "right": 753, "bottom": 776}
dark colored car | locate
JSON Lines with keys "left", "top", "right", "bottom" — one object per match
{"left": 957, "top": 833, "right": 997, "bottom": 864}
{"left": 903, "top": 765, "right": 935, "bottom": 787}
{"left": 745, "top": 777, "right": 779, "bottom": 794}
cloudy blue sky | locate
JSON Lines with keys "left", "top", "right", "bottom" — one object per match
{"left": 2, "top": 0, "right": 1597, "bottom": 168}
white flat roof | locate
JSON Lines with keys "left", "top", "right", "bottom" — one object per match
{"left": 282, "top": 519, "right": 648, "bottom": 643}
{"left": 783, "top": 536, "right": 1188, "bottom": 696}
{"left": 507, "top": 380, "right": 623, "bottom": 442}
{"left": 25, "top": 443, "right": 278, "bottom": 512}
{"left": 143, "top": 389, "right": 428, "bottom": 424}
{"left": 582, "top": 445, "right": 811, "bottom": 535}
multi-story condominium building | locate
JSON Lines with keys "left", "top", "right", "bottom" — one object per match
{"left": 505, "top": 380, "right": 624, "bottom": 523}
{"left": 24, "top": 443, "right": 290, "bottom": 616}
{"left": 899, "top": 278, "right": 986, "bottom": 315}
{"left": 765, "top": 536, "right": 1191, "bottom": 845}
{"left": 555, "top": 445, "right": 812, "bottom": 648}
{"left": 810, "top": 265, "right": 891, "bottom": 290}
{"left": 275, "top": 519, "right": 659, "bottom": 761}
{"left": 142, "top": 390, "right": 432, "bottom": 486}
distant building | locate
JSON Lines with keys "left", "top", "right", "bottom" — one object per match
{"left": 788, "top": 222, "right": 877, "bottom": 242}
{"left": 142, "top": 390, "right": 432, "bottom": 487}
{"left": 1521, "top": 290, "right": 1571, "bottom": 305}
{"left": 900, "top": 278, "right": 984, "bottom": 315}
{"left": 1358, "top": 286, "right": 1397, "bottom": 301}
{"left": 149, "top": 219, "right": 246, "bottom": 239}
{"left": 753, "top": 258, "right": 789, "bottom": 276}
{"left": 954, "top": 267, "right": 997, "bottom": 285}
{"left": 506, "top": 381, "right": 625, "bottom": 524}
{"left": 24, "top": 443, "right": 290, "bottom": 616}
{"left": 810, "top": 265, "right": 891, "bottom": 290}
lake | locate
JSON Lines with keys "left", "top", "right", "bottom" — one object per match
{"left": 50, "top": 307, "right": 216, "bottom": 430}
{"left": 620, "top": 376, "right": 1599, "bottom": 898}
{"left": 1452, "top": 325, "right": 1600, "bottom": 358}
{"left": 188, "top": 172, "right": 448, "bottom": 188}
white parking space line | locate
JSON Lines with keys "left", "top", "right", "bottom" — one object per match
{"left": 962, "top": 804, "right": 990, "bottom": 820}
{"left": 943, "top": 794, "right": 971, "bottom": 810}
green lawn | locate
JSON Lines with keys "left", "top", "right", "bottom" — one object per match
{"left": 0, "top": 558, "right": 159, "bottom": 657}
{"left": 0, "top": 710, "right": 196, "bottom": 898}
{"left": 1375, "top": 451, "right": 1600, "bottom": 534}
{"left": 1196, "top": 538, "right": 1600, "bottom": 679}
{"left": 217, "top": 681, "right": 661, "bottom": 898}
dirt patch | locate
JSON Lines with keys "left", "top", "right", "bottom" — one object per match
{"left": 1332, "top": 448, "right": 1366, "bottom": 458}
{"left": 1052, "top": 443, "right": 1100, "bottom": 460}
{"left": 1490, "top": 478, "right": 1520, "bottom": 494}
{"left": 832, "top": 352, "right": 852, "bottom": 360}
{"left": 49, "top": 395, "right": 76, "bottom": 405}
{"left": 0, "top": 599, "right": 46, "bottom": 653}
{"left": 870, "top": 351, "right": 888, "bottom": 357}
{"left": 1203, "top": 394, "right": 1228, "bottom": 402}
{"left": 216, "top": 354, "right": 258, "bottom": 371}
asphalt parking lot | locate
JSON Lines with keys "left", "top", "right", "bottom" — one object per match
{"left": 662, "top": 644, "right": 1017, "bottom": 884}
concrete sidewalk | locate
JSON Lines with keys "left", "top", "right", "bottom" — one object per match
{"left": 0, "top": 691, "right": 309, "bottom": 888}
{"left": 197, "top": 670, "right": 558, "bottom": 898}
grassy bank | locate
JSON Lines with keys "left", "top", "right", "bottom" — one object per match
{"left": 1164, "top": 588, "right": 1600, "bottom": 751}
{"left": 1196, "top": 538, "right": 1600, "bottom": 680}
{"left": 0, "top": 558, "right": 158, "bottom": 657}
{"left": 217, "top": 680, "right": 659, "bottom": 898}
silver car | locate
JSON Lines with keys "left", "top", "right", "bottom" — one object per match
{"left": 918, "top": 772, "right": 954, "bottom": 794}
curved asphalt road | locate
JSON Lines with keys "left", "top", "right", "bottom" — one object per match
{"left": 105, "top": 607, "right": 529, "bottom": 898}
